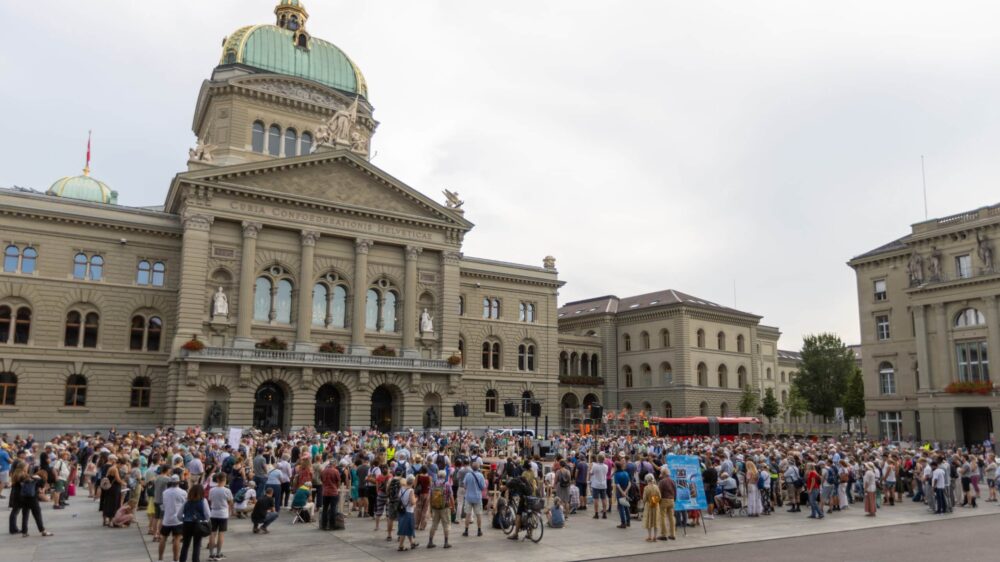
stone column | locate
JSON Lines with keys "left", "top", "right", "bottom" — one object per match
{"left": 402, "top": 245, "right": 423, "bottom": 358}
{"left": 440, "top": 251, "right": 462, "bottom": 360}
{"left": 235, "top": 221, "right": 262, "bottom": 348}
{"left": 172, "top": 213, "right": 213, "bottom": 351}
{"left": 932, "top": 303, "right": 949, "bottom": 391}
{"left": 913, "top": 304, "right": 931, "bottom": 391}
{"left": 350, "top": 239, "right": 373, "bottom": 355}
{"left": 983, "top": 296, "right": 1000, "bottom": 380}
{"left": 295, "top": 230, "right": 320, "bottom": 351}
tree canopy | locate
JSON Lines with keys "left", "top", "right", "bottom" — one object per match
{"left": 738, "top": 385, "right": 760, "bottom": 416}
{"left": 759, "top": 387, "right": 781, "bottom": 423}
{"left": 791, "top": 333, "right": 855, "bottom": 421}
{"left": 843, "top": 366, "right": 866, "bottom": 425}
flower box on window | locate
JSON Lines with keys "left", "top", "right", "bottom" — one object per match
{"left": 944, "top": 381, "right": 994, "bottom": 395}
{"left": 371, "top": 345, "right": 396, "bottom": 357}
{"left": 181, "top": 335, "right": 205, "bottom": 352}
{"left": 447, "top": 354, "right": 462, "bottom": 366}
{"left": 319, "top": 341, "right": 345, "bottom": 354}
{"left": 256, "top": 336, "right": 289, "bottom": 351}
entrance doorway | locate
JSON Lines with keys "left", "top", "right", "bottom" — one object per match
{"left": 314, "top": 384, "right": 342, "bottom": 432}
{"left": 959, "top": 407, "right": 993, "bottom": 447}
{"left": 253, "top": 382, "right": 285, "bottom": 433}
{"left": 371, "top": 385, "right": 394, "bottom": 432}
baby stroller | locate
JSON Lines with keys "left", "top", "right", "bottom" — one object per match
{"left": 716, "top": 489, "right": 747, "bottom": 517}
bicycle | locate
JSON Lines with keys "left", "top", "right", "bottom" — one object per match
{"left": 503, "top": 495, "right": 544, "bottom": 543}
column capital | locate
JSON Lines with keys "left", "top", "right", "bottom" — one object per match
{"left": 301, "top": 230, "right": 321, "bottom": 247}
{"left": 405, "top": 245, "right": 423, "bottom": 260}
{"left": 443, "top": 251, "right": 462, "bottom": 265}
{"left": 355, "top": 238, "right": 374, "bottom": 255}
{"left": 182, "top": 213, "right": 214, "bottom": 232}
{"left": 241, "top": 221, "right": 263, "bottom": 239}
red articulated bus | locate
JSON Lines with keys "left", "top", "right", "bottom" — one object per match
{"left": 650, "top": 416, "right": 761, "bottom": 441}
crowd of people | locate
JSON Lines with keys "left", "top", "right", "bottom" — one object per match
{"left": 2, "top": 425, "right": 997, "bottom": 562}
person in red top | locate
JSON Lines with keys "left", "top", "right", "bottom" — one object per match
{"left": 320, "top": 456, "right": 341, "bottom": 531}
{"left": 804, "top": 463, "right": 823, "bottom": 519}
{"left": 415, "top": 466, "right": 432, "bottom": 530}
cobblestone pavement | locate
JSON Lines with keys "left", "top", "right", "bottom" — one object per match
{"left": 6, "top": 495, "right": 999, "bottom": 562}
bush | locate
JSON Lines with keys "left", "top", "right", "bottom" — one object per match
{"left": 319, "top": 341, "right": 345, "bottom": 354}
{"left": 447, "top": 355, "right": 463, "bottom": 366}
{"left": 371, "top": 345, "right": 396, "bottom": 357}
{"left": 255, "top": 336, "right": 289, "bottom": 351}
{"left": 181, "top": 335, "right": 205, "bottom": 352}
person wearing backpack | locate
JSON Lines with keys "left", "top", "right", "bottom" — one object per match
{"left": 426, "top": 469, "right": 453, "bottom": 549}
{"left": 821, "top": 461, "right": 838, "bottom": 514}
{"left": 554, "top": 461, "right": 572, "bottom": 512}
{"left": 383, "top": 470, "right": 403, "bottom": 542}
{"left": 11, "top": 465, "right": 52, "bottom": 537}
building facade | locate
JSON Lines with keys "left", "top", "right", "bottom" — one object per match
{"left": 849, "top": 203, "right": 1000, "bottom": 446}
{"left": 555, "top": 290, "right": 800, "bottom": 424}
{"left": 0, "top": 1, "right": 564, "bottom": 435}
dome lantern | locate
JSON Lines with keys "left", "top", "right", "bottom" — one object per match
{"left": 274, "top": 0, "right": 310, "bottom": 49}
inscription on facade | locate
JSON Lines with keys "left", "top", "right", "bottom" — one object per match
{"left": 229, "top": 201, "right": 436, "bottom": 242}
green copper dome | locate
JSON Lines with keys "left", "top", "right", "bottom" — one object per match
{"left": 48, "top": 173, "right": 117, "bottom": 205}
{"left": 220, "top": 25, "right": 368, "bottom": 99}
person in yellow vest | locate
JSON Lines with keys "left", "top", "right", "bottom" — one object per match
{"left": 387, "top": 445, "right": 396, "bottom": 462}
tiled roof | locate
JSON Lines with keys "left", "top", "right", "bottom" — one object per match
{"left": 558, "top": 289, "right": 757, "bottom": 319}
{"left": 851, "top": 236, "right": 908, "bottom": 261}
{"left": 777, "top": 349, "right": 802, "bottom": 361}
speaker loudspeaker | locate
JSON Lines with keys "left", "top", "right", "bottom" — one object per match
{"left": 530, "top": 401, "right": 542, "bottom": 417}
{"left": 590, "top": 405, "right": 603, "bottom": 419}
{"left": 503, "top": 402, "right": 518, "bottom": 417}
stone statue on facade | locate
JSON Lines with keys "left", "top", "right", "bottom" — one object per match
{"left": 442, "top": 189, "right": 464, "bottom": 209}
{"left": 189, "top": 139, "right": 217, "bottom": 162}
{"left": 207, "top": 401, "right": 226, "bottom": 429}
{"left": 906, "top": 252, "right": 924, "bottom": 285}
{"left": 213, "top": 287, "right": 229, "bottom": 318}
{"left": 349, "top": 127, "right": 369, "bottom": 154}
{"left": 928, "top": 247, "right": 943, "bottom": 281}
{"left": 420, "top": 308, "right": 434, "bottom": 334}
{"left": 977, "top": 231, "right": 994, "bottom": 272}
{"left": 316, "top": 97, "right": 359, "bottom": 146}
{"left": 424, "top": 406, "right": 438, "bottom": 429}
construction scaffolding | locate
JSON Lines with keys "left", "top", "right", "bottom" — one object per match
{"left": 562, "top": 408, "right": 654, "bottom": 436}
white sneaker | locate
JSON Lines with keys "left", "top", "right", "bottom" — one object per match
{"left": 705, "top": 515, "right": 715, "bottom": 520}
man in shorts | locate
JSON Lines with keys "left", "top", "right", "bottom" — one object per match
{"left": 462, "top": 462, "right": 486, "bottom": 537}
{"left": 158, "top": 475, "right": 185, "bottom": 562}
{"left": 589, "top": 454, "right": 609, "bottom": 519}
{"left": 207, "top": 472, "right": 233, "bottom": 561}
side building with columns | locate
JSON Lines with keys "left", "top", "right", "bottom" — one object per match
{"left": 0, "top": 2, "right": 564, "bottom": 436}
{"left": 849, "top": 202, "right": 1000, "bottom": 446}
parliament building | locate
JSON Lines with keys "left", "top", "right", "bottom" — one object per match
{"left": 0, "top": 1, "right": 800, "bottom": 436}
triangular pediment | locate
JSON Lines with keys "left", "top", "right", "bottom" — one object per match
{"left": 170, "top": 150, "right": 472, "bottom": 230}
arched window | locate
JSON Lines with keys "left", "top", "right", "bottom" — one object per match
{"left": 284, "top": 128, "right": 298, "bottom": 157}
{"left": 696, "top": 329, "right": 705, "bottom": 348}
{"left": 254, "top": 266, "right": 294, "bottom": 324}
{"left": 781, "top": 390, "right": 788, "bottom": 404}
{"left": 559, "top": 351, "right": 569, "bottom": 376}
{"left": 0, "top": 304, "right": 31, "bottom": 345}
{"left": 737, "top": 334, "right": 745, "bottom": 353}
{"left": 526, "top": 303, "right": 535, "bottom": 322}
{"left": 254, "top": 277, "right": 273, "bottom": 321}
{"left": 581, "top": 353, "right": 590, "bottom": 376}
{"left": 458, "top": 295, "right": 465, "bottom": 316}
{"left": 591, "top": 354, "right": 599, "bottom": 376}
{"left": 485, "top": 389, "right": 498, "bottom": 414}
{"left": 570, "top": 352, "right": 579, "bottom": 375}
{"left": 661, "top": 362, "right": 673, "bottom": 385}
{"left": 490, "top": 298, "right": 501, "bottom": 319}
{"left": 697, "top": 362, "right": 708, "bottom": 386}
{"left": 640, "top": 331, "right": 650, "bottom": 350}
{"left": 64, "top": 311, "right": 81, "bottom": 346}
{"left": 780, "top": 371, "right": 786, "bottom": 383}
{"left": 252, "top": 121, "right": 266, "bottom": 153}
{"left": 482, "top": 341, "right": 501, "bottom": 370}
{"left": 300, "top": 131, "right": 313, "bottom": 155}
{"left": 699, "top": 401, "right": 708, "bottom": 416}
{"left": 268, "top": 124, "right": 281, "bottom": 156}
{"left": 492, "top": 342, "right": 501, "bottom": 369}
{"left": 382, "top": 291, "right": 398, "bottom": 332}
{"left": 65, "top": 310, "right": 98, "bottom": 348}
{"left": 717, "top": 331, "right": 726, "bottom": 351}
{"left": 312, "top": 275, "right": 348, "bottom": 329}
{"left": 365, "top": 279, "right": 399, "bottom": 332}
{"left": 3, "top": 245, "right": 18, "bottom": 272}
{"left": 73, "top": 252, "right": 88, "bottom": 279}
{"left": 879, "top": 361, "right": 896, "bottom": 395}
{"left": 955, "top": 308, "right": 986, "bottom": 327}
{"left": 663, "top": 401, "right": 672, "bottom": 417}
{"left": 482, "top": 298, "right": 490, "bottom": 319}
{"left": 623, "top": 333, "right": 631, "bottom": 351}
{"left": 737, "top": 366, "right": 747, "bottom": 389}
{"left": 720, "top": 402, "right": 729, "bottom": 417}
{"left": 718, "top": 364, "right": 728, "bottom": 388}
{"left": 0, "top": 372, "right": 16, "bottom": 405}
{"left": 64, "top": 374, "right": 87, "bottom": 407}
{"left": 152, "top": 262, "right": 165, "bottom": 287}
{"left": 20, "top": 247, "right": 36, "bottom": 274}
{"left": 366, "top": 288, "right": 380, "bottom": 330}
{"left": 519, "top": 302, "right": 526, "bottom": 322}
{"left": 518, "top": 343, "right": 536, "bottom": 371}
{"left": 766, "top": 367, "right": 772, "bottom": 380}
{"left": 130, "top": 376, "right": 151, "bottom": 408}
{"left": 641, "top": 364, "right": 652, "bottom": 387}
{"left": 129, "top": 314, "right": 162, "bottom": 351}
{"left": 458, "top": 338, "right": 465, "bottom": 366}
{"left": 89, "top": 255, "right": 103, "bottom": 281}
{"left": 661, "top": 329, "right": 670, "bottom": 347}
{"left": 83, "top": 312, "right": 99, "bottom": 347}
{"left": 136, "top": 260, "right": 151, "bottom": 285}
{"left": 623, "top": 366, "right": 633, "bottom": 388}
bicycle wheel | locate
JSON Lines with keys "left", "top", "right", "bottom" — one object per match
{"left": 501, "top": 505, "right": 516, "bottom": 535}
{"left": 527, "top": 512, "right": 543, "bottom": 543}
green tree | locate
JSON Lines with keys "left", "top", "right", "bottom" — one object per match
{"left": 791, "top": 333, "right": 854, "bottom": 421}
{"left": 843, "top": 366, "right": 866, "bottom": 429}
{"left": 738, "top": 385, "right": 760, "bottom": 416}
{"left": 784, "top": 386, "right": 809, "bottom": 422}
{"left": 759, "top": 387, "right": 781, "bottom": 423}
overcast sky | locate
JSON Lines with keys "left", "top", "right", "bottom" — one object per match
{"left": 3, "top": 1, "right": 1000, "bottom": 349}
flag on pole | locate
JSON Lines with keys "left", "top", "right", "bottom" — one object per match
{"left": 84, "top": 130, "right": 92, "bottom": 175}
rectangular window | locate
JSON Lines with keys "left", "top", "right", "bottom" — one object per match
{"left": 956, "top": 254, "right": 972, "bottom": 279}
{"left": 873, "top": 279, "right": 887, "bottom": 301}
{"left": 879, "top": 366, "right": 896, "bottom": 395}
{"left": 878, "top": 411, "right": 903, "bottom": 442}
{"left": 956, "top": 340, "right": 989, "bottom": 383}
{"left": 875, "top": 315, "right": 890, "bottom": 341}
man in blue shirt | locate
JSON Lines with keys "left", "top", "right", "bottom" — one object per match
{"left": 0, "top": 446, "right": 11, "bottom": 499}
{"left": 462, "top": 462, "right": 486, "bottom": 537}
